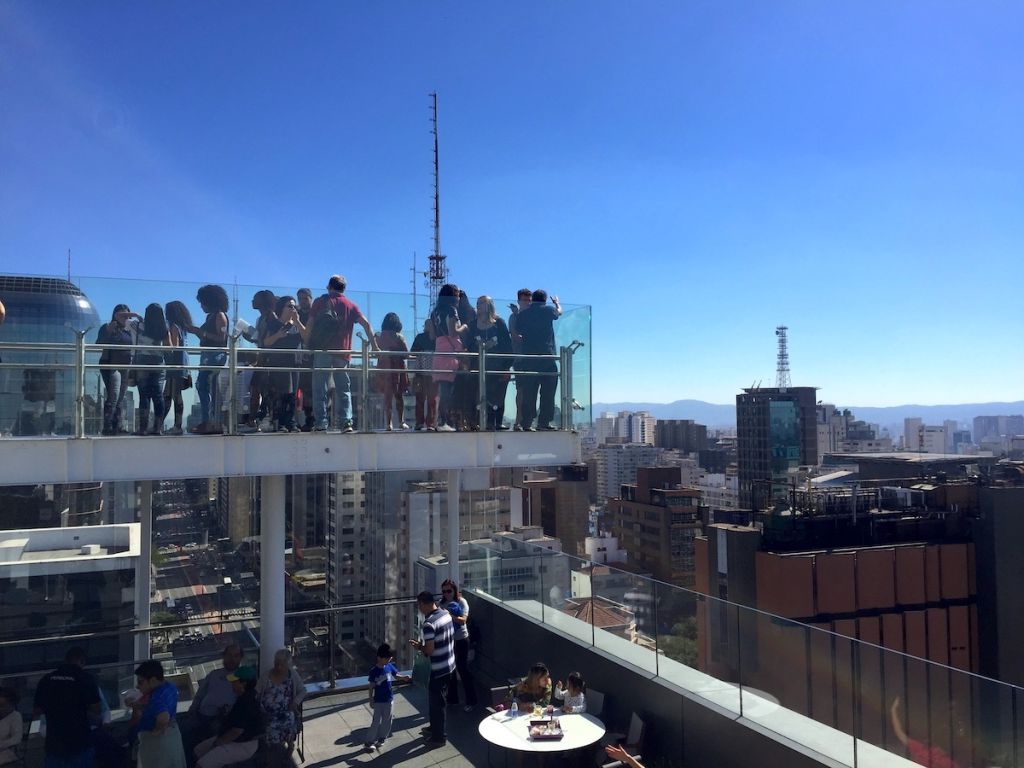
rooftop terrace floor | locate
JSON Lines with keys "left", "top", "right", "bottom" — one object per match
{"left": 300, "top": 687, "right": 490, "bottom": 768}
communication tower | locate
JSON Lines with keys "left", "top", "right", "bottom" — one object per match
{"left": 775, "top": 325, "right": 791, "bottom": 391}
{"left": 425, "top": 92, "right": 448, "bottom": 310}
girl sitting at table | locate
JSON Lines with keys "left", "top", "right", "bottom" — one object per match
{"left": 554, "top": 671, "right": 587, "bottom": 713}
{"left": 510, "top": 662, "right": 553, "bottom": 708}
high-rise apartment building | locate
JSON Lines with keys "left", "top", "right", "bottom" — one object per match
{"left": 593, "top": 411, "right": 656, "bottom": 445}
{"left": 973, "top": 415, "right": 1024, "bottom": 443}
{"left": 736, "top": 386, "right": 818, "bottom": 510}
{"left": 606, "top": 467, "right": 702, "bottom": 586}
{"left": 594, "top": 442, "right": 662, "bottom": 504}
{"left": 655, "top": 419, "right": 708, "bottom": 453}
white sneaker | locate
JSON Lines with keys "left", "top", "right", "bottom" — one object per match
{"left": 437, "top": 424, "right": 455, "bottom": 432}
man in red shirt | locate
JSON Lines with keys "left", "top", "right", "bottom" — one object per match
{"left": 305, "top": 275, "right": 375, "bottom": 432}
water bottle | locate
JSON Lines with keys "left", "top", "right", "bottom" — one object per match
{"left": 510, "top": 699, "right": 518, "bottom": 717}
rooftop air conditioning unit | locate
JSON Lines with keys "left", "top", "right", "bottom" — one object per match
{"left": 81, "top": 544, "right": 101, "bottom": 556}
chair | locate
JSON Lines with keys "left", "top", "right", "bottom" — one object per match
{"left": 585, "top": 687, "right": 606, "bottom": 720}
{"left": 598, "top": 712, "right": 645, "bottom": 767}
{"left": 485, "top": 684, "right": 510, "bottom": 714}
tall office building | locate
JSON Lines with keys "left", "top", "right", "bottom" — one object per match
{"left": 515, "top": 465, "right": 590, "bottom": 557}
{"left": 736, "top": 386, "right": 818, "bottom": 510}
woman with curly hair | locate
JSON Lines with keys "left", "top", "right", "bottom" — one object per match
{"left": 187, "top": 284, "right": 229, "bottom": 435}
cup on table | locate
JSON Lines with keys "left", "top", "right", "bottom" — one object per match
{"left": 545, "top": 705, "right": 554, "bottom": 715}
{"left": 533, "top": 704, "right": 542, "bottom": 717}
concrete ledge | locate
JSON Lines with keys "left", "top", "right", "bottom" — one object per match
{"left": 0, "top": 431, "right": 580, "bottom": 484}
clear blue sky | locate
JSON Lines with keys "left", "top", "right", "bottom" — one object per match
{"left": 2, "top": 2, "right": 1021, "bottom": 407}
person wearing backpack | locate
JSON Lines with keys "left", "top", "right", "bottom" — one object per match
{"left": 302, "top": 274, "right": 376, "bottom": 432}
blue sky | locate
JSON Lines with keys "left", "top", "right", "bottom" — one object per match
{"left": 2, "top": 2, "right": 1021, "bottom": 407}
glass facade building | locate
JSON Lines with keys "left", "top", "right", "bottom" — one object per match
{"left": 0, "top": 276, "right": 101, "bottom": 435}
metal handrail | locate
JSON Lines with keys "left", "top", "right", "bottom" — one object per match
{"left": 0, "top": 338, "right": 584, "bottom": 435}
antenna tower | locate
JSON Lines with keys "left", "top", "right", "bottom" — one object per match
{"left": 775, "top": 325, "right": 791, "bottom": 390}
{"left": 426, "top": 92, "right": 448, "bottom": 310}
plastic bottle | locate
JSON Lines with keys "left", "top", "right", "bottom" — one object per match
{"left": 510, "top": 699, "right": 519, "bottom": 717}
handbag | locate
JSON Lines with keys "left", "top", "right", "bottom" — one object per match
{"left": 412, "top": 653, "right": 432, "bottom": 688}
{"left": 182, "top": 374, "right": 194, "bottom": 390}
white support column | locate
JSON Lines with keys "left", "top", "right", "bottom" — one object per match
{"left": 447, "top": 469, "right": 461, "bottom": 586}
{"left": 135, "top": 480, "right": 152, "bottom": 661}
{"left": 260, "top": 475, "right": 286, "bottom": 674}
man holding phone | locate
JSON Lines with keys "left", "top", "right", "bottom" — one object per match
{"left": 409, "top": 591, "right": 455, "bottom": 748}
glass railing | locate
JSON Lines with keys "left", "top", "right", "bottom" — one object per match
{"left": 464, "top": 540, "right": 1024, "bottom": 768}
{"left": 0, "top": 273, "right": 592, "bottom": 436}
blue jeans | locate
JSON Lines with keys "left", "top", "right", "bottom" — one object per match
{"left": 313, "top": 352, "right": 351, "bottom": 428}
{"left": 197, "top": 351, "right": 226, "bottom": 425}
{"left": 137, "top": 368, "right": 166, "bottom": 431}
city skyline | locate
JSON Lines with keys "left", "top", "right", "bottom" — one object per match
{"left": 2, "top": 2, "right": 1022, "bottom": 406}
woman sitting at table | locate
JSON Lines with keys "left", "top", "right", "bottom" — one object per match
{"left": 509, "top": 662, "right": 553, "bottom": 708}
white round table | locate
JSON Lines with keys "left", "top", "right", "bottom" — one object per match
{"left": 478, "top": 711, "right": 606, "bottom": 754}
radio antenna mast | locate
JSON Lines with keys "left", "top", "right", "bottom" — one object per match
{"left": 775, "top": 325, "right": 791, "bottom": 391}
{"left": 67, "top": 248, "right": 72, "bottom": 283}
{"left": 410, "top": 252, "right": 419, "bottom": 328}
{"left": 426, "top": 92, "right": 448, "bottom": 310}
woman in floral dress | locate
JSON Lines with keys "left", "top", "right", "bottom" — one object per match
{"left": 257, "top": 649, "right": 306, "bottom": 754}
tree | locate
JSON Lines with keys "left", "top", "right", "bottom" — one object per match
{"left": 659, "top": 616, "right": 698, "bottom": 667}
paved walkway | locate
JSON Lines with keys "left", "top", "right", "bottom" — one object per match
{"left": 298, "top": 686, "right": 488, "bottom": 767}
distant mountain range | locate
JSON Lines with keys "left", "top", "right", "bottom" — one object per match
{"left": 591, "top": 399, "right": 1024, "bottom": 429}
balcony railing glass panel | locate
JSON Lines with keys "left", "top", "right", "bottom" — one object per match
{"left": 1, "top": 274, "right": 591, "bottom": 435}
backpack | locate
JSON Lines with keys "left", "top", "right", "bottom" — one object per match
{"left": 309, "top": 296, "right": 341, "bottom": 351}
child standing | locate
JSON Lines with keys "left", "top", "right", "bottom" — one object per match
{"left": 365, "top": 643, "right": 411, "bottom": 752}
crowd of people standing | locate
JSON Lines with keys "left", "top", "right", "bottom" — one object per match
{"left": 91, "top": 275, "right": 565, "bottom": 435}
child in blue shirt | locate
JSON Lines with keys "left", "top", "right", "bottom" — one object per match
{"left": 365, "top": 643, "right": 411, "bottom": 752}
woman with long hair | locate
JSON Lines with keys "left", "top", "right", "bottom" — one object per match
{"left": 97, "top": 303, "right": 140, "bottom": 435}
{"left": 263, "top": 295, "right": 305, "bottom": 431}
{"left": 187, "top": 285, "right": 229, "bottom": 435}
{"left": 136, "top": 303, "right": 170, "bottom": 435}
{"left": 467, "top": 296, "right": 514, "bottom": 430}
{"left": 375, "top": 312, "right": 410, "bottom": 430}
{"left": 510, "top": 662, "right": 553, "bottom": 708}
{"left": 430, "top": 285, "right": 466, "bottom": 432}
{"left": 163, "top": 301, "right": 194, "bottom": 435}
{"left": 441, "top": 579, "right": 478, "bottom": 710}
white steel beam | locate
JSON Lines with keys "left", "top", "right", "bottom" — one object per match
{"left": 0, "top": 432, "right": 580, "bottom": 485}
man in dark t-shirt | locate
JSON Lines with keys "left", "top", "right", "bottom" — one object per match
{"left": 33, "top": 647, "right": 102, "bottom": 766}
{"left": 193, "top": 665, "right": 264, "bottom": 767}
{"left": 514, "top": 289, "right": 562, "bottom": 430}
